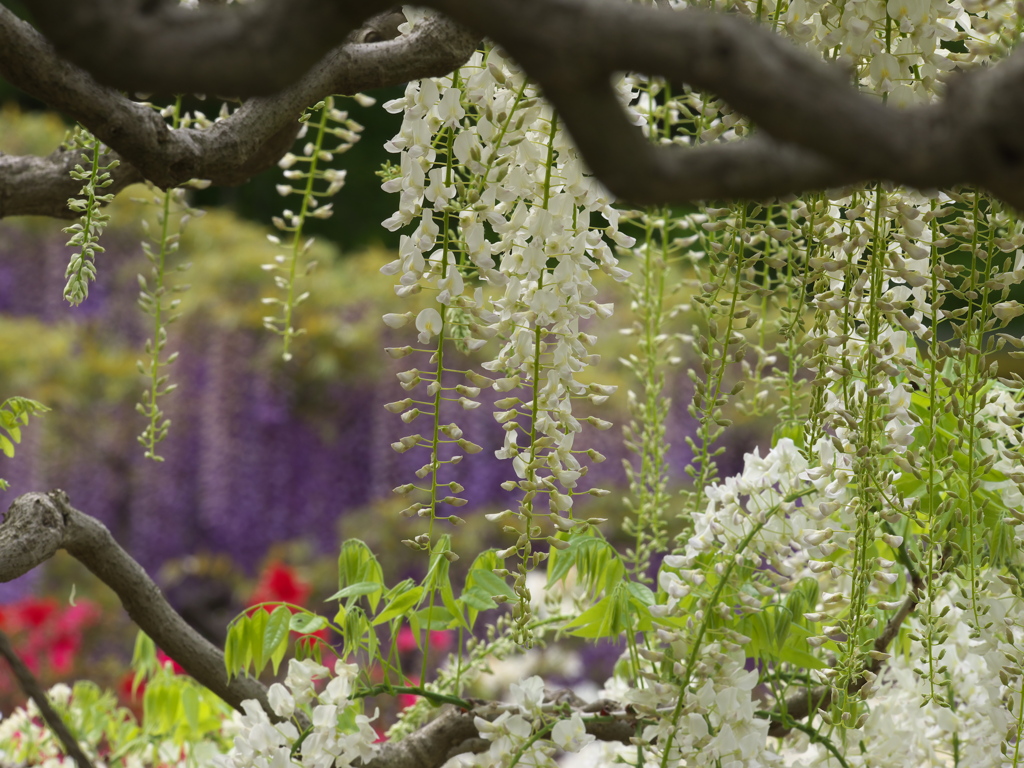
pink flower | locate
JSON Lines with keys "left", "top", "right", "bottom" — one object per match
{"left": 396, "top": 628, "right": 453, "bottom": 654}
{"left": 396, "top": 627, "right": 418, "bottom": 653}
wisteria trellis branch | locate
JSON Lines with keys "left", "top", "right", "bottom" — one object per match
{"left": 0, "top": 5, "right": 477, "bottom": 217}
{"left": 5, "top": 0, "right": 1024, "bottom": 216}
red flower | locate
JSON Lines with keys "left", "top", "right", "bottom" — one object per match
{"left": 396, "top": 627, "right": 418, "bottom": 654}
{"left": 48, "top": 633, "right": 80, "bottom": 675}
{"left": 429, "top": 630, "right": 453, "bottom": 653}
{"left": 0, "top": 596, "right": 101, "bottom": 678}
{"left": 19, "top": 597, "right": 58, "bottom": 629}
{"left": 56, "top": 602, "right": 101, "bottom": 633}
{"left": 0, "top": 597, "right": 58, "bottom": 632}
{"left": 156, "top": 650, "right": 186, "bottom": 675}
{"left": 248, "top": 561, "right": 311, "bottom": 607}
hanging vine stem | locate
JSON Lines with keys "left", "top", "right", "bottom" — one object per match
{"left": 834, "top": 184, "right": 890, "bottom": 711}
{"left": 62, "top": 129, "right": 119, "bottom": 306}
{"left": 621, "top": 207, "right": 674, "bottom": 582}
{"left": 959, "top": 193, "right": 998, "bottom": 636}
{"left": 507, "top": 110, "right": 562, "bottom": 646}
{"left": 420, "top": 99, "right": 461, "bottom": 680}
{"left": 681, "top": 206, "right": 751, "bottom": 536}
{"left": 137, "top": 96, "right": 192, "bottom": 461}
{"left": 265, "top": 96, "right": 363, "bottom": 360}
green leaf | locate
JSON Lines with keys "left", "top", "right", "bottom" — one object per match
{"left": 290, "top": 612, "right": 328, "bottom": 635}
{"left": 292, "top": 632, "right": 326, "bottom": 665}
{"left": 143, "top": 679, "right": 174, "bottom": 736}
{"left": 412, "top": 605, "right": 456, "bottom": 631}
{"left": 784, "top": 578, "right": 819, "bottom": 627}
{"left": 373, "top": 585, "right": 423, "bottom": 626}
{"left": 131, "top": 631, "right": 158, "bottom": 681}
{"left": 563, "top": 595, "right": 614, "bottom": 638}
{"left": 468, "top": 569, "right": 515, "bottom": 599}
{"left": 564, "top": 583, "right": 638, "bottom": 638}
{"left": 341, "top": 606, "right": 373, "bottom": 660}
{"left": 270, "top": 631, "right": 289, "bottom": 675}
{"left": 548, "top": 533, "right": 622, "bottom": 600}
{"left": 235, "top": 616, "right": 254, "bottom": 676}
{"left": 423, "top": 535, "right": 453, "bottom": 594}
{"left": 776, "top": 643, "right": 827, "bottom": 670}
{"left": 264, "top": 606, "right": 292, "bottom": 675}
{"left": 181, "top": 686, "right": 199, "bottom": 733}
{"left": 424, "top": 536, "right": 468, "bottom": 630}
{"left": 459, "top": 585, "right": 498, "bottom": 612}
{"left": 337, "top": 540, "right": 385, "bottom": 611}
{"left": 327, "top": 581, "right": 384, "bottom": 601}
{"left": 626, "top": 581, "right": 655, "bottom": 607}
{"left": 547, "top": 533, "right": 590, "bottom": 585}
{"left": 461, "top": 554, "right": 510, "bottom": 629}
{"left": 0, "top": 398, "right": 48, "bottom": 477}
{"left": 602, "top": 558, "right": 626, "bottom": 595}
{"left": 249, "top": 609, "right": 268, "bottom": 674}
{"left": 224, "top": 621, "right": 241, "bottom": 678}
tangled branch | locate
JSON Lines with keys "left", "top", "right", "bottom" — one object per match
{"left": 0, "top": 4, "right": 477, "bottom": 217}
{"left": 3, "top": 0, "right": 1024, "bottom": 216}
{"left": 0, "top": 491, "right": 275, "bottom": 716}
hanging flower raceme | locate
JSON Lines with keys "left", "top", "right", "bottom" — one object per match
{"left": 378, "top": 15, "right": 632, "bottom": 642}
{"left": 264, "top": 96, "right": 368, "bottom": 361}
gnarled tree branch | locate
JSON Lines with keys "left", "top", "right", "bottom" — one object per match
{"left": 0, "top": 490, "right": 274, "bottom": 716}
{"left": 0, "top": 5, "right": 477, "bottom": 216}
{"left": 428, "top": 0, "right": 1024, "bottom": 207}
{"left": 21, "top": 0, "right": 388, "bottom": 97}
{"left": 0, "top": 148, "right": 141, "bottom": 219}
{"left": 6, "top": 0, "right": 1024, "bottom": 213}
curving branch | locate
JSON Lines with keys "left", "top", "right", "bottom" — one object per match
{"left": 20, "top": 0, "right": 388, "bottom": 97}
{"left": 0, "top": 5, "right": 478, "bottom": 216}
{"left": 0, "top": 490, "right": 643, "bottom": 768}
{"left": 368, "top": 699, "right": 637, "bottom": 768}
{"left": 0, "top": 491, "right": 275, "bottom": 717}
{"left": 5, "top": 0, "right": 1024, "bottom": 213}
{"left": 426, "top": 0, "right": 1024, "bottom": 208}
{"left": 0, "top": 149, "right": 141, "bottom": 219}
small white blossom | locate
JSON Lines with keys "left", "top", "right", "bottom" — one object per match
{"left": 552, "top": 712, "right": 595, "bottom": 753}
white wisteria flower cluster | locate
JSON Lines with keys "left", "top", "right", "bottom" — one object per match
{"left": 362, "top": 0, "right": 1024, "bottom": 761}
{"left": 264, "top": 96, "right": 368, "bottom": 360}
{"left": 214, "top": 659, "right": 378, "bottom": 768}
{"left": 378, "top": 17, "right": 635, "bottom": 639}
{"left": 460, "top": 676, "right": 596, "bottom": 767}
{"left": 0, "top": 682, "right": 223, "bottom": 768}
